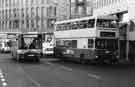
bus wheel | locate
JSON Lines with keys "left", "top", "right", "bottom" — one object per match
{"left": 96, "top": 57, "right": 105, "bottom": 64}
{"left": 35, "top": 57, "right": 40, "bottom": 62}
{"left": 54, "top": 53, "right": 58, "bottom": 58}
{"left": 110, "top": 57, "right": 118, "bottom": 64}
{"left": 80, "top": 54, "right": 85, "bottom": 64}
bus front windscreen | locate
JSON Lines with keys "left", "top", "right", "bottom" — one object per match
{"left": 19, "top": 34, "right": 42, "bottom": 49}
{"left": 95, "top": 39, "right": 118, "bottom": 51}
{"left": 97, "top": 19, "right": 117, "bottom": 28}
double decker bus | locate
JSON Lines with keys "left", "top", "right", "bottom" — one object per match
{"left": 42, "top": 32, "right": 54, "bottom": 56}
{"left": 54, "top": 15, "right": 119, "bottom": 64}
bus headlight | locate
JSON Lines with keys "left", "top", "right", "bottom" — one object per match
{"left": 95, "top": 56, "right": 98, "bottom": 59}
{"left": 105, "top": 50, "right": 110, "bottom": 54}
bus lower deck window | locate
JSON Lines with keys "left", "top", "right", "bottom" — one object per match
{"left": 88, "top": 39, "right": 94, "bottom": 48}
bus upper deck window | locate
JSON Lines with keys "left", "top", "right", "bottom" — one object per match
{"left": 88, "top": 19, "right": 95, "bottom": 28}
{"left": 97, "top": 19, "right": 117, "bottom": 28}
{"left": 71, "top": 22, "right": 77, "bottom": 30}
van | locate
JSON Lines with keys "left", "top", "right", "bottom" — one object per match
{"left": 0, "top": 42, "right": 11, "bottom": 53}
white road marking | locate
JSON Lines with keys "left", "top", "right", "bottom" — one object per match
{"left": 60, "top": 66, "right": 73, "bottom": 72}
{"left": 88, "top": 73, "right": 103, "bottom": 87}
{"left": 88, "top": 73, "right": 101, "bottom": 80}
{"left": 18, "top": 66, "right": 42, "bottom": 87}
{"left": 0, "top": 73, "right": 3, "bottom": 76}
{"left": 0, "top": 74, "right": 4, "bottom": 78}
{"left": 1, "top": 78, "right": 6, "bottom": 82}
{"left": 46, "top": 62, "right": 54, "bottom": 66}
{"left": 0, "top": 70, "right": 2, "bottom": 73}
{"left": 0, "top": 69, "right": 8, "bottom": 87}
{"left": 2, "top": 82, "right": 7, "bottom": 86}
{"left": 27, "top": 75, "right": 41, "bottom": 87}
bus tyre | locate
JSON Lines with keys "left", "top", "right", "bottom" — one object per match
{"left": 96, "top": 57, "right": 104, "bottom": 64}
{"left": 80, "top": 54, "right": 85, "bottom": 64}
{"left": 110, "top": 56, "right": 118, "bottom": 64}
{"left": 35, "top": 57, "right": 40, "bottom": 62}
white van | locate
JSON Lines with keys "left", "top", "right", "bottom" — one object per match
{"left": 0, "top": 42, "right": 10, "bottom": 53}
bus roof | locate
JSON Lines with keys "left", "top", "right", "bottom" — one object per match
{"left": 41, "top": 32, "right": 54, "bottom": 34}
{"left": 21, "top": 32, "right": 41, "bottom": 35}
{"left": 55, "top": 15, "right": 118, "bottom": 24}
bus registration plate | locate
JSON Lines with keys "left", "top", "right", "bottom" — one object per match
{"left": 28, "top": 55, "right": 34, "bottom": 56}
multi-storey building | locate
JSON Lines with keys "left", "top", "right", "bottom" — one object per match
{"left": 0, "top": 0, "right": 57, "bottom": 33}
{"left": 93, "top": 0, "right": 135, "bottom": 61}
{"left": 56, "top": 0, "right": 70, "bottom": 21}
{"left": 56, "top": 0, "right": 93, "bottom": 21}
{"left": 93, "top": 0, "right": 128, "bottom": 16}
{"left": 70, "top": 0, "right": 93, "bottom": 18}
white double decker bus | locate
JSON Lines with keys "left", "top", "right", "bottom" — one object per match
{"left": 54, "top": 15, "right": 119, "bottom": 64}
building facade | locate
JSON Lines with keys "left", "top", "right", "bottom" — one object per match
{"left": 0, "top": 0, "right": 57, "bottom": 33}
{"left": 93, "top": 0, "right": 128, "bottom": 16}
{"left": 70, "top": 0, "right": 93, "bottom": 18}
{"left": 56, "top": 0, "right": 93, "bottom": 21}
{"left": 93, "top": 0, "right": 135, "bottom": 61}
{"left": 56, "top": 0, "right": 70, "bottom": 21}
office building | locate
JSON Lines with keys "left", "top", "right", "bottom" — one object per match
{"left": 0, "top": 0, "right": 57, "bottom": 33}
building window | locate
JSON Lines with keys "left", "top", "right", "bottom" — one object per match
{"left": 9, "top": 21, "right": 12, "bottom": 29}
{"left": 47, "top": 19, "right": 56, "bottom": 28}
{"left": 54, "top": 7, "right": 57, "bottom": 16}
{"left": 21, "top": 8, "right": 24, "bottom": 17}
{"left": 47, "top": 6, "right": 57, "bottom": 17}
{"left": 78, "top": 0, "right": 83, "bottom": 3}
{"left": 41, "top": 0, "right": 44, "bottom": 4}
{"left": 26, "top": 20, "right": 29, "bottom": 29}
{"left": 5, "top": 10, "right": 8, "bottom": 19}
{"left": 31, "top": 7, "right": 35, "bottom": 18}
{"left": 13, "top": 8, "right": 16, "bottom": 17}
{"left": 31, "top": 20, "right": 34, "bottom": 28}
{"left": 26, "top": 8, "right": 29, "bottom": 19}
{"left": 41, "top": 7, "right": 46, "bottom": 18}
{"left": 2, "top": 10, "right": 4, "bottom": 19}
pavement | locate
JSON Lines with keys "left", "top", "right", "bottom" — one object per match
{"left": 0, "top": 53, "right": 134, "bottom": 87}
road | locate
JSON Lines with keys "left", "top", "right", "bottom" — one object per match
{"left": 0, "top": 53, "right": 134, "bottom": 87}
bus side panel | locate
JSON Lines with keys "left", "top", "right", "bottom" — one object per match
{"left": 54, "top": 47, "right": 96, "bottom": 61}
{"left": 71, "top": 48, "right": 96, "bottom": 60}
